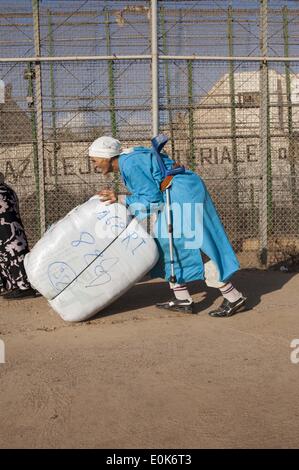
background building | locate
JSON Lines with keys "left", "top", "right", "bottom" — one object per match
{"left": 0, "top": 1, "right": 298, "bottom": 268}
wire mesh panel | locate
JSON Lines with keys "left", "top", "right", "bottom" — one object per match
{"left": 38, "top": 0, "right": 151, "bottom": 57}
{"left": 159, "top": 58, "right": 263, "bottom": 267}
{"left": 159, "top": 1, "right": 260, "bottom": 57}
{"left": 0, "top": 0, "right": 298, "bottom": 270}
{"left": 0, "top": 61, "right": 41, "bottom": 247}
{"left": 267, "top": 61, "right": 299, "bottom": 266}
{"left": 41, "top": 58, "right": 152, "bottom": 227}
{"left": 0, "top": 1, "right": 34, "bottom": 58}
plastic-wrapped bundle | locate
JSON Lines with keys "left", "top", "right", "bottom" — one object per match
{"left": 24, "top": 196, "right": 159, "bottom": 322}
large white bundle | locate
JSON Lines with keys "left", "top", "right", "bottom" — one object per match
{"left": 24, "top": 196, "right": 159, "bottom": 322}
{"left": 24, "top": 197, "right": 130, "bottom": 299}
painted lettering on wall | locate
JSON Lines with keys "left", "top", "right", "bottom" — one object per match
{"left": 0, "top": 147, "right": 291, "bottom": 182}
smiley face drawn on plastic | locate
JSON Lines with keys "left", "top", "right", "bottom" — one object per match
{"left": 48, "top": 262, "right": 77, "bottom": 292}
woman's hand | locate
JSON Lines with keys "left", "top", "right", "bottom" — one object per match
{"left": 97, "top": 188, "right": 117, "bottom": 204}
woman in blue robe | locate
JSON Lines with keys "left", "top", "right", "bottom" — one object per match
{"left": 89, "top": 136, "right": 247, "bottom": 317}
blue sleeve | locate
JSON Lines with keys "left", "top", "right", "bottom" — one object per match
{"left": 122, "top": 160, "right": 164, "bottom": 220}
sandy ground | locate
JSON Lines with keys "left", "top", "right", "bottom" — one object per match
{"left": 0, "top": 269, "right": 299, "bottom": 449}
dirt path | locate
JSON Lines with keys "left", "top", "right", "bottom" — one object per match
{"left": 0, "top": 269, "right": 299, "bottom": 448}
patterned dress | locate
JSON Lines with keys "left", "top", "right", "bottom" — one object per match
{"left": 0, "top": 183, "right": 31, "bottom": 291}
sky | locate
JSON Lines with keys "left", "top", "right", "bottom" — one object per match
{"left": 1, "top": 0, "right": 299, "bottom": 134}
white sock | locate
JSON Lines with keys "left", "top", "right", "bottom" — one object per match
{"left": 170, "top": 283, "right": 193, "bottom": 303}
{"left": 219, "top": 282, "right": 243, "bottom": 303}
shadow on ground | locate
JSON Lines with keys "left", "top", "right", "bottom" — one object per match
{"left": 89, "top": 267, "right": 296, "bottom": 321}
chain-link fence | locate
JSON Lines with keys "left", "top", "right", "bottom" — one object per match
{"left": 0, "top": 0, "right": 299, "bottom": 269}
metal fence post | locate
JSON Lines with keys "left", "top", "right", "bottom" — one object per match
{"left": 187, "top": 60, "right": 195, "bottom": 171}
{"left": 228, "top": 5, "right": 239, "bottom": 213}
{"left": 26, "top": 61, "right": 40, "bottom": 221}
{"left": 151, "top": 0, "right": 159, "bottom": 136}
{"left": 32, "top": 0, "right": 46, "bottom": 235}
{"left": 105, "top": 8, "right": 119, "bottom": 192}
{"left": 283, "top": 5, "right": 297, "bottom": 206}
{"left": 47, "top": 8, "right": 58, "bottom": 189}
{"left": 161, "top": 7, "right": 175, "bottom": 158}
{"left": 259, "top": 0, "right": 270, "bottom": 266}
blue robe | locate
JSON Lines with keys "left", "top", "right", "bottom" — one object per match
{"left": 118, "top": 147, "right": 239, "bottom": 284}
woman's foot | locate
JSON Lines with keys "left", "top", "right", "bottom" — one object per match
{"left": 156, "top": 298, "right": 195, "bottom": 314}
{"left": 209, "top": 296, "right": 247, "bottom": 317}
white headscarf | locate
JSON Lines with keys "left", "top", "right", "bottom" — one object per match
{"left": 88, "top": 136, "right": 121, "bottom": 159}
